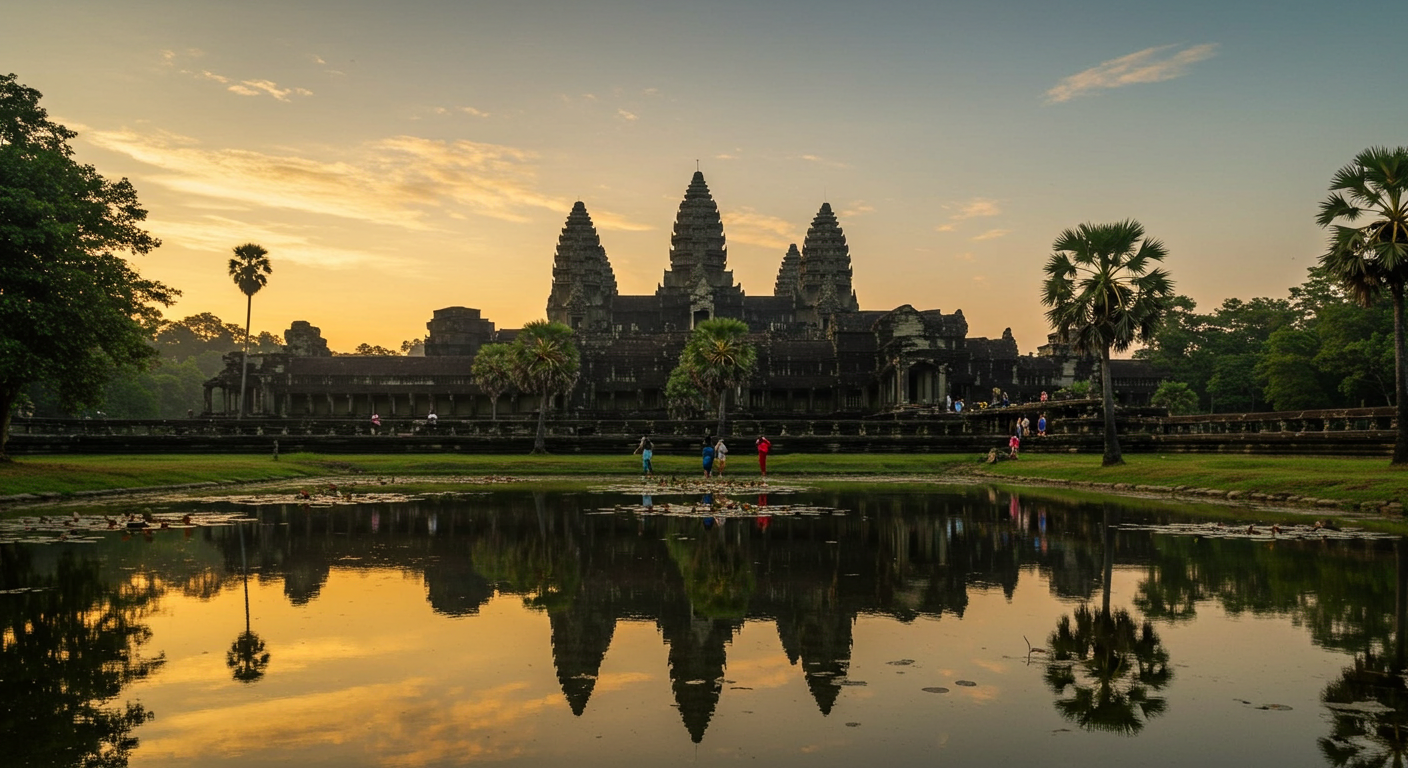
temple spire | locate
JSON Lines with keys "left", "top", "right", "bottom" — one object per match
{"left": 774, "top": 244, "right": 801, "bottom": 298}
{"left": 797, "top": 202, "right": 859, "bottom": 324}
{"left": 547, "top": 201, "right": 617, "bottom": 331}
{"left": 659, "top": 171, "right": 733, "bottom": 292}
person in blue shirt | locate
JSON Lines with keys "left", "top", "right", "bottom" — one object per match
{"left": 702, "top": 434, "right": 715, "bottom": 478}
{"left": 633, "top": 435, "right": 654, "bottom": 478}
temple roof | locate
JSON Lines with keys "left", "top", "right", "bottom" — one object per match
{"left": 774, "top": 244, "right": 801, "bottom": 297}
{"left": 549, "top": 201, "right": 617, "bottom": 302}
{"left": 798, "top": 203, "right": 858, "bottom": 313}
{"left": 662, "top": 171, "right": 731, "bottom": 291}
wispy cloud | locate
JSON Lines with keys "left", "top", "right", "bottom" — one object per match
{"left": 935, "top": 223, "right": 957, "bottom": 232}
{"left": 972, "top": 228, "right": 1009, "bottom": 241}
{"left": 83, "top": 127, "right": 574, "bottom": 227}
{"left": 150, "top": 215, "right": 401, "bottom": 269}
{"left": 227, "top": 79, "right": 313, "bottom": 101}
{"left": 953, "top": 252, "right": 974, "bottom": 261}
{"left": 460, "top": 106, "right": 489, "bottom": 117}
{"left": 617, "top": 108, "right": 638, "bottom": 121}
{"left": 840, "top": 201, "right": 874, "bottom": 218}
{"left": 1045, "top": 43, "right": 1218, "bottom": 104}
{"left": 590, "top": 209, "right": 653, "bottom": 233}
{"left": 950, "top": 197, "right": 1001, "bottom": 220}
{"left": 798, "top": 154, "right": 850, "bottom": 169}
{"left": 724, "top": 208, "right": 801, "bottom": 250}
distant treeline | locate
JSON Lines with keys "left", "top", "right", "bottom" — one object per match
{"left": 18, "top": 313, "right": 424, "bottom": 419}
{"left": 1138, "top": 266, "right": 1393, "bottom": 413}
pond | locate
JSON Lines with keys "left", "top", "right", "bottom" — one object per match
{"left": 2, "top": 484, "right": 1405, "bottom": 767}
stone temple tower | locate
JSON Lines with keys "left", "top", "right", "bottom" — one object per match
{"left": 547, "top": 201, "right": 618, "bottom": 332}
{"left": 657, "top": 171, "right": 743, "bottom": 327}
{"left": 774, "top": 243, "right": 801, "bottom": 299}
{"left": 796, "top": 202, "right": 859, "bottom": 328}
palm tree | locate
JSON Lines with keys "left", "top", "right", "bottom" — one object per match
{"left": 679, "top": 318, "right": 757, "bottom": 438}
{"left": 470, "top": 343, "right": 515, "bottom": 420}
{"left": 510, "top": 321, "right": 580, "bottom": 453}
{"left": 1317, "top": 147, "right": 1408, "bottom": 465}
{"left": 227, "top": 243, "right": 272, "bottom": 419}
{"left": 1045, "top": 604, "right": 1172, "bottom": 734}
{"left": 1041, "top": 221, "right": 1174, "bottom": 466}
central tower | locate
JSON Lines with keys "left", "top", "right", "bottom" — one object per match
{"left": 657, "top": 171, "right": 742, "bottom": 327}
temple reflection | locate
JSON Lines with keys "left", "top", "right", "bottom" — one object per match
{"left": 3, "top": 486, "right": 1406, "bottom": 757}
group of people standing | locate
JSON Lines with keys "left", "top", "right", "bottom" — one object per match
{"left": 634, "top": 433, "right": 773, "bottom": 480}
{"left": 1007, "top": 412, "right": 1049, "bottom": 458}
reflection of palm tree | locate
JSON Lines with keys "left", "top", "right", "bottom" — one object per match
{"left": 1320, "top": 543, "right": 1408, "bottom": 766}
{"left": 227, "top": 523, "right": 269, "bottom": 683}
{"left": 1045, "top": 605, "right": 1171, "bottom": 734}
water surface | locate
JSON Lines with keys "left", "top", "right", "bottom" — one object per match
{"left": 3, "top": 485, "right": 1404, "bottom": 767}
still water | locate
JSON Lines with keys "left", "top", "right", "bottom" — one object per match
{"left": 3, "top": 485, "right": 1405, "bottom": 767}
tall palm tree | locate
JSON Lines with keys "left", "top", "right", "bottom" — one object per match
{"left": 680, "top": 318, "right": 757, "bottom": 438}
{"left": 1317, "top": 146, "right": 1408, "bottom": 465}
{"left": 1041, "top": 221, "right": 1174, "bottom": 466}
{"left": 470, "top": 343, "right": 515, "bottom": 420}
{"left": 227, "top": 243, "right": 272, "bottom": 419}
{"left": 510, "top": 321, "right": 580, "bottom": 453}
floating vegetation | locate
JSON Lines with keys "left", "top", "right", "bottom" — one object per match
{"left": 1115, "top": 521, "right": 1396, "bottom": 541}
{"left": 839, "top": 680, "right": 868, "bottom": 687}
{"left": 886, "top": 659, "right": 916, "bottom": 666}
{"left": 594, "top": 477, "right": 802, "bottom": 496}
{"left": 955, "top": 680, "right": 977, "bottom": 687}
{"left": 0, "top": 510, "right": 256, "bottom": 545}
{"left": 594, "top": 497, "right": 846, "bottom": 518}
{"left": 922, "top": 687, "right": 950, "bottom": 694}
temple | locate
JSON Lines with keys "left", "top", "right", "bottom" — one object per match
{"left": 205, "top": 171, "right": 1157, "bottom": 418}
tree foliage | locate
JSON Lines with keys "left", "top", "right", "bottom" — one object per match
{"left": 0, "top": 73, "right": 176, "bottom": 457}
{"left": 470, "top": 343, "right": 515, "bottom": 420}
{"left": 1041, "top": 220, "right": 1174, "bottom": 466}
{"left": 1317, "top": 146, "right": 1408, "bottom": 464}
{"left": 675, "top": 318, "right": 756, "bottom": 438}
{"left": 1150, "top": 381, "right": 1198, "bottom": 415}
{"left": 509, "top": 321, "right": 580, "bottom": 453}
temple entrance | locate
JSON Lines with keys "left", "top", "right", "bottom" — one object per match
{"left": 692, "top": 309, "right": 711, "bottom": 328}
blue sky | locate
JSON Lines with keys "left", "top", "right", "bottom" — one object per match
{"left": 6, "top": 0, "right": 1405, "bottom": 350}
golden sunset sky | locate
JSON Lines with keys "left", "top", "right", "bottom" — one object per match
{"left": 6, "top": 0, "right": 1406, "bottom": 351}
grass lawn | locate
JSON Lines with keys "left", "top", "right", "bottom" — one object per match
{"left": 1, "top": 451, "right": 1406, "bottom": 506}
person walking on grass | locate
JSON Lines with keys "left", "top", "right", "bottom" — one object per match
{"left": 633, "top": 436, "right": 654, "bottom": 479}
{"left": 1008, "top": 431, "right": 1021, "bottom": 459}
{"left": 714, "top": 437, "right": 728, "bottom": 477}
{"left": 755, "top": 434, "right": 772, "bottom": 480}
{"left": 702, "top": 434, "right": 715, "bottom": 479}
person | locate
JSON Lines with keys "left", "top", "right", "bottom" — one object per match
{"left": 1040, "top": 390, "right": 1049, "bottom": 402}
{"left": 945, "top": 394, "right": 952, "bottom": 411}
{"left": 1008, "top": 432, "right": 1020, "bottom": 459}
{"left": 954, "top": 398, "right": 964, "bottom": 414}
{"left": 634, "top": 436, "right": 654, "bottom": 478}
{"left": 371, "top": 412, "right": 381, "bottom": 433}
{"left": 427, "top": 411, "right": 438, "bottom": 426}
{"left": 713, "top": 438, "right": 728, "bottom": 476}
{"left": 755, "top": 434, "right": 772, "bottom": 479}
{"left": 1020, "top": 415, "right": 1030, "bottom": 438}
{"left": 1001, "top": 391, "right": 1010, "bottom": 408}
{"left": 1037, "top": 413, "right": 1047, "bottom": 436}
{"left": 702, "top": 435, "right": 715, "bottom": 478}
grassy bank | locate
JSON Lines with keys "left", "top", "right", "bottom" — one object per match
{"left": 2, "top": 452, "right": 1406, "bottom": 507}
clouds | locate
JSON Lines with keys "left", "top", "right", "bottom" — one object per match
{"left": 162, "top": 48, "right": 314, "bottom": 101}
{"left": 84, "top": 127, "right": 569, "bottom": 227}
{"left": 937, "top": 197, "right": 1005, "bottom": 239}
{"left": 227, "top": 79, "right": 313, "bottom": 101}
{"left": 724, "top": 208, "right": 801, "bottom": 250}
{"left": 1045, "top": 43, "right": 1218, "bottom": 104}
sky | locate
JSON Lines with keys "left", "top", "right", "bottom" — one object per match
{"left": 6, "top": 0, "right": 1406, "bottom": 353}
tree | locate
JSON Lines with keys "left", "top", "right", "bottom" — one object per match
{"left": 665, "top": 363, "right": 708, "bottom": 420}
{"left": 350, "top": 343, "right": 397, "bottom": 356}
{"left": 677, "top": 318, "right": 757, "bottom": 438}
{"left": 1041, "top": 220, "right": 1174, "bottom": 466}
{"left": 1317, "top": 147, "right": 1408, "bottom": 464}
{"left": 0, "top": 73, "right": 176, "bottom": 459}
{"left": 510, "top": 321, "right": 580, "bottom": 453}
{"left": 1150, "top": 381, "right": 1198, "bottom": 415}
{"left": 470, "top": 343, "right": 515, "bottom": 420}
{"left": 227, "top": 243, "right": 271, "bottom": 419}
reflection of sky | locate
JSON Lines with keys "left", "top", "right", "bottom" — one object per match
{"left": 123, "top": 563, "right": 1345, "bottom": 766}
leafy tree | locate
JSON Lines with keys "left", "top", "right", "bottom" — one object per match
{"left": 470, "top": 343, "right": 515, "bottom": 420}
{"left": 350, "top": 343, "right": 397, "bottom": 356}
{"left": 227, "top": 243, "right": 272, "bottom": 419}
{"left": 1257, "top": 327, "right": 1330, "bottom": 410}
{"left": 0, "top": 73, "right": 176, "bottom": 458}
{"left": 676, "top": 318, "right": 756, "bottom": 438}
{"left": 400, "top": 338, "right": 425, "bottom": 356}
{"left": 1041, "top": 220, "right": 1175, "bottom": 465}
{"left": 1315, "top": 300, "right": 1395, "bottom": 406}
{"left": 1150, "top": 381, "right": 1198, "bottom": 415}
{"left": 510, "top": 321, "right": 580, "bottom": 453}
{"left": 1317, "top": 146, "right": 1408, "bottom": 464}
{"left": 665, "top": 363, "right": 708, "bottom": 420}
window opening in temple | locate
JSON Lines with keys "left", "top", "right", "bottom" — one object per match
{"left": 692, "top": 309, "right": 711, "bottom": 327}
{"left": 571, "top": 316, "right": 583, "bottom": 330}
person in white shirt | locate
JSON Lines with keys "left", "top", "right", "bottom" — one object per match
{"left": 713, "top": 438, "right": 728, "bottom": 476}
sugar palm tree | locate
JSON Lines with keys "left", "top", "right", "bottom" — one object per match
{"left": 1041, "top": 221, "right": 1174, "bottom": 466}
{"left": 679, "top": 318, "right": 756, "bottom": 438}
{"left": 510, "top": 321, "right": 580, "bottom": 453}
{"left": 1317, "top": 146, "right": 1408, "bottom": 465}
{"left": 227, "top": 243, "right": 272, "bottom": 419}
{"left": 471, "top": 343, "right": 515, "bottom": 420}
